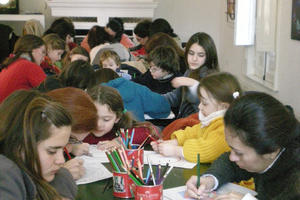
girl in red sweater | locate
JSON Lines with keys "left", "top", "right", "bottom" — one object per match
{"left": 0, "top": 35, "right": 46, "bottom": 103}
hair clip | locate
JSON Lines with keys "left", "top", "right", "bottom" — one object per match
{"left": 41, "top": 111, "right": 47, "bottom": 119}
{"left": 233, "top": 91, "right": 239, "bottom": 99}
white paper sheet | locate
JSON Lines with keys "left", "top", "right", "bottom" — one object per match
{"left": 75, "top": 155, "right": 112, "bottom": 185}
{"left": 88, "top": 145, "right": 109, "bottom": 163}
{"left": 163, "top": 183, "right": 257, "bottom": 200}
{"left": 144, "top": 151, "right": 196, "bottom": 169}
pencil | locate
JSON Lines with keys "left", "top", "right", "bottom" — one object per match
{"left": 147, "top": 157, "right": 156, "bottom": 185}
{"left": 197, "top": 153, "right": 200, "bottom": 188}
{"left": 138, "top": 136, "right": 150, "bottom": 150}
{"left": 64, "top": 147, "right": 72, "bottom": 160}
{"left": 161, "top": 165, "right": 174, "bottom": 183}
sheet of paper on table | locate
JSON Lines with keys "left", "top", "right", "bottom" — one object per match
{"left": 88, "top": 144, "right": 109, "bottom": 163}
{"left": 144, "top": 151, "right": 196, "bottom": 169}
{"left": 75, "top": 154, "right": 112, "bottom": 185}
{"left": 163, "top": 183, "right": 257, "bottom": 200}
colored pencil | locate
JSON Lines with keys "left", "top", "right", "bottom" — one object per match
{"left": 64, "top": 147, "right": 72, "bottom": 160}
{"left": 147, "top": 157, "right": 156, "bottom": 185}
{"left": 161, "top": 165, "right": 174, "bottom": 183}
{"left": 197, "top": 153, "right": 200, "bottom": 188}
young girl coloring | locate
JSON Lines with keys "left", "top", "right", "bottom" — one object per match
{"left": 151, "top": 72, "right": 242, "bottom": 163}
{"left": 88, "top": 85, "right": 160, "bottom": 150}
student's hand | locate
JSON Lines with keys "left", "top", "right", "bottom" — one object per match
{"left": 186, "top": 175, "right": 216, "bottom": 199}
{"left": 171, "top": 77, "right": 199, "bottom": 88}
{"left": 71, "top": 143, "right": 90, "bottom": 156}
{"left": 63, "top": 158, "right": 85, "bottom": 180}
{"left": 97, "top": 140, "right": 120, "bottom": 151}
{"left": 215, "top": 192, "right": 244, "bottom": 200}
{"left": 150, "top": 139, "right": 163, "bottom": 152}
{"left": 163, "top": 139, "right": 178, "bottom": 145}
{"left": 157, "top": 142, "right": 182, "bottom": 158}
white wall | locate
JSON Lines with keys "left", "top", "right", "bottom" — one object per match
{"left": 155, "top": 0, "right": 300, "bottom": 119}
{"left": 154, "top": 0, "right": 221, "bottom": 47}
{"left": 218, "top": 0, "right": 300, "bottom": 119}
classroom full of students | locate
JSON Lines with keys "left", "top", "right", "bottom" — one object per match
{"left": 0, "top": 15, "right": 300, "bottom": 200}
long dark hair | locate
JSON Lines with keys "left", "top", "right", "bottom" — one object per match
{"left": 59, "top": 60, "right": 96, "bottom": 90}
{"left": 224, "top": 92, "right": 300, "bottom": 155}
{"left": 0, "top": 90, "right": 72, "bottom": 200}
{"left": 88, "top": 26, "right": 110, "bottom": 49}
{"left": 1, "top": 35, "right": 45, "bottom": 70}
{"left": 185, "top": 32, "right": 219, "bottom": 80}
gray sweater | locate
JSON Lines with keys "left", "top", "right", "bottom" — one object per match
{"left": 0, "top": 155, "right": 77, "bottom": 200}
{"left": 163, "top": 66, "right": 210, "bottom": 118}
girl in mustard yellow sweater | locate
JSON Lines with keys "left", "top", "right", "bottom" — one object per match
{"left": 151, "top": 72, "right": 242, "bottom": 163}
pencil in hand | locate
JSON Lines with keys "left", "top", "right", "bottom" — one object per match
{"left": 197, "top": 153, "right": 200, "bottom": 188}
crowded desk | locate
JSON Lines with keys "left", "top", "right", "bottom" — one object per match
{"left": 75, "top": 162, "right": 211, "bottom": 200}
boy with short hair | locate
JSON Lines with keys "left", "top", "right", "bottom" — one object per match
{"left": 133, "top": 45, "right": 181, "bottom": 94}
{"left": 99, "top": 50, "right": 141, "bottom": 80}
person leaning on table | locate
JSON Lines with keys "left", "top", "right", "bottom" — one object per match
{"left": 186, "top": 92, "right": 300, "bottom": 200}
{"left": 0, "top": 90, "right": 77, "bottom": 200}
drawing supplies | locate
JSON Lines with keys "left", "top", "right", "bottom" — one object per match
{"left": 106, "top": 151, "right": 120, "bottom": 172}
{"left": 156, "top": 164, "right": 161, "bottom": 184}
{"left": 129, "top": 128, "right": 135, "bottom": 147}
{"left": 64, "top": 147, "right": 72, "bottom": 160}
{"left": 110, "top": 150, "right": 124, "bottom": 172}
{"left": 147, "top": 157, "right": 156, "bottom": 185}
{"left": 112, "top": 149, "right": 123, "bottom": 167}
{"left": 161, "top": 166, "right": 174, "bottom": 183}
{"left": 138, "top": 136, "right": 150, "bottom": 150}
{"left": 137, "top": 158, "right": 144, "bottom": 181}
{"left": 160, "top": 163, "right": 169, "bottom": 182}
{"left": 128, "top": 172, "right": 143, "bottom": 186}
{"left": 197, "top": 153, "right": 200, "bottom": 188}
{"left": 145, "top": 166, "right": 151, "bottom": 185}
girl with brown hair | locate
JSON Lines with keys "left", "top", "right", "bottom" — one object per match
{"left": 0, "top": 90, "right": 77, "bottom": 199}
{"left": 152, "top": 72, "right": 242, "bottom": 163}
{"left": 0, "top": 35, "right": 46, "bottom": 103}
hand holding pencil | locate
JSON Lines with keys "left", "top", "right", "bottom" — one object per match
{"left": 185, "top": 175, "right": 216, "bottom": 199}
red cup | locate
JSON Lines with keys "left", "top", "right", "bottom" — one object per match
{"left": 113, "top": 171, "right": 134, "bottom": 198}
{"left": 125, "top": 144, "right": 144, "bottom": 168}
{"left": 134, "top": 184, "right": 163, "bottom": 200}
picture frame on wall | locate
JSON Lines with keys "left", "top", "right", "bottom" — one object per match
{"left": 0, "top": 0, "right": 19, "bottom": 14}
{"left": 291, "top": 0, "right": 300, "bottom": 40}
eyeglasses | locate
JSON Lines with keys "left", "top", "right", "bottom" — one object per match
{"left": 149, "top": 66, "right": 162, "bottom": 73}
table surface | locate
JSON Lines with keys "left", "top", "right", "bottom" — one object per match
{"left": 75, "top": 162, "right": 211, "bottom": 200}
